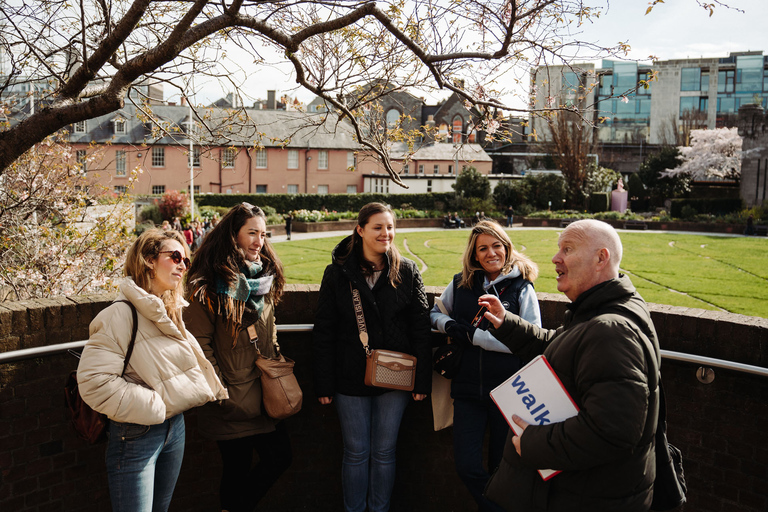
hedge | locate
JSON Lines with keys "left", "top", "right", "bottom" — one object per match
{"left": 589, "top": 193, "right": 610, "bottom": 213}
{"left": 196, "top": 192, "right": 456, "bottom": 213}
{"left": 669, "top": 198, "right": 743, "bottom": 217}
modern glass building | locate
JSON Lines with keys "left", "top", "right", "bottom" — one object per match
{"left": 530, "top": 51, "right": 768, "bottom": 145}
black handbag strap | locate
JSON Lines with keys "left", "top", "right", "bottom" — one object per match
{"left": 350, "top": 284, "right": 371, "bottom": 356}
{"left": 114, "top": 300, "right": 139, "bottom": 376}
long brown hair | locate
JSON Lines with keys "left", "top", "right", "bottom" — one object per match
{"left": 459, "top": 219, "right": 538, "bottom": 289}
{"left": 187, "top": 202, "right": 285, "bottom": 304}
{"left": 123, "top": 228, "right": 190, "bottom": 332}
{"left": 340, "top": 202, "right": 402, "bottom": 287}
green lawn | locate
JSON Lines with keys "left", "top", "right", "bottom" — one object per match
{"left": 273, "top": 229, "right": 768, "bottom": 318}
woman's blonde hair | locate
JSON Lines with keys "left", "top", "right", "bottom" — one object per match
{"left": 124, "top": 228, "right": 190, "bottom": 332}
{"left": 459, "top": 219, "right": 538, "bottom": 289}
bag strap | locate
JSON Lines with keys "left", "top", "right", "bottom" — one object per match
{"left": 114, "top": 300, "right": 139, "bottom": 377}
{"left": 350, "top": 284, "right": 371, "bottom": 356}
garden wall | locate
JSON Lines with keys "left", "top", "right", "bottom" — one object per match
{"left": 1, "top": 287, "right": 767, "bottom": 511}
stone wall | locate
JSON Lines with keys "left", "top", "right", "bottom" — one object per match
{"left": 1, "top": 286, "right": 767, "bottom": 511}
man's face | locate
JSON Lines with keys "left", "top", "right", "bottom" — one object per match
{"left": 552, "top": 229, "right": 601, "bottom": 302}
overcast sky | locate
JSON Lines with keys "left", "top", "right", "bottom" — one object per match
{"left": 194, "top": 0, "right": 768, "bottom": 108}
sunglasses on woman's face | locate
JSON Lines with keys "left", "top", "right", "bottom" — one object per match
{"left": 159, "top": 250, "right": 191, "bottom": 269}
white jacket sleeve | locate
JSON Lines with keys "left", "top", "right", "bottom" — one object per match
{"left": 430, "top": 281, "right": 455, "bottom": 332}
{"left": 77, "top": 306, "right": 166, "bottom": 425}
{"left": 471, "top": 283, "right": 542, "bottom": 353}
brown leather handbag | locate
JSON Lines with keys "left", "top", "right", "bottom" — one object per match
{"left": 351, "top": 285, "right": 416, "bottom": 392}
{"left": 255, "top": 339, "right": 303, "bottom": 420}
{"left": 64, "top": 300, "right": 138, "bottom": 444}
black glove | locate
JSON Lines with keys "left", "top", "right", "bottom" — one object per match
{"left": 445, "top": 320, "right": 477, "bottom": 345}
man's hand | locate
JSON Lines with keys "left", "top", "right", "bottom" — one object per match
{"left": 511, "top": 414, "right": 530, "bottom": 456}
{"left": 478, "top": 294, "right": 506, "bottom": 328}
{"left": 318, "top": 397, "right": 332, "bottom": 405}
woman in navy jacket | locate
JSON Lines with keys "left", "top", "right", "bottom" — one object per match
{"left": 431, "top": 219, "right": 541, "bottom": 512}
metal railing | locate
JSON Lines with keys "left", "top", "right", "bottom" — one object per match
{"left": 2, "top": 324, "right": 767, "bottom": 379}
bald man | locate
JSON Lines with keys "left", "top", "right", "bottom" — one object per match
{"left": 478, "top": 220, "right": 661, "bottom": 512}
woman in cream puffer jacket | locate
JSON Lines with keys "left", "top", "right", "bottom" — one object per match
{"left": 77, "top": 229, "right": 227, "bottom": 512}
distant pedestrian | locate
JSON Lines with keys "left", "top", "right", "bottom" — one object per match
{"left": 285, "top": 213, "right": 293, "bottom": 241}
{"left": 744, "top": 214, "right": 755, "bottom": 236}
{"left": 172, "top": 217, "right": 182, "bottom": 232}
{"left": 505, "top": 205, "right": 514, "bottom": 228}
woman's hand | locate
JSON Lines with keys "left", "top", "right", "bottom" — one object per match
{"left": 412, "top": 393, "right": 426, "bottom": 401}
{"left": 318, "top": 396, "right": 333, "bottom": 405}
{"left": 478, "top": 294, "right": 506, "bottom": 328}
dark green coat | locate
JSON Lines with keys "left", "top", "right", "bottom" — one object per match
{"left": 485, "top": 275, "right": 658, "bottom": 512}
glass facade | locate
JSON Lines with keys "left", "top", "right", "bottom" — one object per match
{"left": 716, "top": 54, "right": 768, "bottom": 127}
{"left": 595, "top": 61, "right": 651, "bottom": 142}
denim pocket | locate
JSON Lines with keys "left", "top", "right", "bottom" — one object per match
{"left": 115, "top": 421, "right": 151, "bottom": 440}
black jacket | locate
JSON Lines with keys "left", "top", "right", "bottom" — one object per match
{"left": 312, "top": 237, "right": 432, "bottom": 396}
{"left": 485, "top": 275, "right": 658, "bottom": 512}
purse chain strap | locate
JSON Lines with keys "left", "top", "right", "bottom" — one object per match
{"left": 350, "top": 284, "right": 372, "bottom": 356}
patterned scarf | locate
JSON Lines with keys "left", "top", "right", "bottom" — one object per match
{"left": 200, "top": 260, "right": 274, "bottom": 345}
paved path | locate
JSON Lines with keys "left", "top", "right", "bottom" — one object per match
{"left": 270, "top": 225, "right": 747, "bottom": 244}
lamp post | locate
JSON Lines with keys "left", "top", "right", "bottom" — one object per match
{"left": 189, "top": 100, "right": 194, "bottom": 220}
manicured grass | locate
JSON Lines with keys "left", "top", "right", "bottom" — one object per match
{"left": 273, "top": 229, "right": 768, "bottom": 318}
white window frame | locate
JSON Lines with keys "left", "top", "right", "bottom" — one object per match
{"left": 152, "top": 185, "right": 165, "bottom": 194}
{"left": 115, "top": 150, "right": 126, "bottom": 176}
{"left": 256, "top": 185, "right": 268, "bottom": 194}
{"left": 76, "top": 150, "right": 87, "bottom": 172}
{"left": 287, "top": 184, "right": 299, "bottom": 194}
{"left": 114, "top": 185, "right": 127, "bottom": 194}
{"left": 318, "top": 150, "right": 328, "bottom": 170}
{"left": 347, "top": 151, "right": 356, "bottom": 170}
{"left": 434, "top": 164, "right": 440, "bottom": 174}
{"left": 287, "top": 149, "right": 299, "bottom": 169}
{"left": 152, "top": 147, "right": 165, "bottom": 167}
{"left": 223, "top": 148, "right": 236, "bottom": 168}
{"left": 347, "top": 185, "right": 358, "bottom": 194}
{"left": 255, "top": 149, "right": 267, "bottom": 168}
{"left": 317, "top": 184, "right": 329, "bottom": 195}
{"left": 114, "top": 119, "right": 126, "bottom": 134}
{"left": 74, "top": 121, "right": 86, "bottom": 133}
{"left": 418, "top": 164, "right": 424, "bottom": 175}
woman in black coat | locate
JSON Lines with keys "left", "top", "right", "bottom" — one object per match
{"left": 313, "top": 202, "right": 431, "bottom": 512}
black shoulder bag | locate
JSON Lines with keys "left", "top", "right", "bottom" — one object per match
{"left": 64, "top": 300, "right": 139, "bottom": 444}
{"left": 632, "top": 317, "right": 688, "bottom": 511}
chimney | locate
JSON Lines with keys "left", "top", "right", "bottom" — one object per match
{"left": 424, "top": 115, "right": 436, "bottom": 143}
{"left": 267, "top": 90, "right": 276, "bottom": 110}
{"left": 180, "top": 96, "right": 187, "bottom": 106}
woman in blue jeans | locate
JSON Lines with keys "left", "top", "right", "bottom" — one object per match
{"left": 313, "top": 203, "right": 432, "bottom": 512}
{"left": 430, "top": 220, "right": 541, "bottom": 512}
{"left": 77, "top": 229, "right": 227, "bottom": 512}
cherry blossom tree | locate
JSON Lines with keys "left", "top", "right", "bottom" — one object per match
{"left": 662, "top": 127, "right": 743, "bottom": 181}
{"left": 0, "top": 135, "right": 134, "bottom": 300}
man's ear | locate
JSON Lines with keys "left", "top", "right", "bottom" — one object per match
{"left": 596, "top": 247, "right": 610, "bottom": 270}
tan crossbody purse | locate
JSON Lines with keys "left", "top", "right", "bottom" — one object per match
{"left": 351, "top": 285, "right": 417, "bottom": 392}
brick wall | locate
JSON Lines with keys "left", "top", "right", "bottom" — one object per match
{"left": 1, "top": 286, "right": 767, "bottom": 511}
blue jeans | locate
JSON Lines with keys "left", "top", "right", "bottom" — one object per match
{"left": 453, "top": 398, "right": 508, "bottom": 512}
{"left": 334, "top": 391, "right": 410, "bottom": 512}
{"left": 106, "top": 414, "right": 185, "bottom": 512}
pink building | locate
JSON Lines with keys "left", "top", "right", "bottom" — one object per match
{"left": 69, "top": 103, "right": 493, "bottom": 197}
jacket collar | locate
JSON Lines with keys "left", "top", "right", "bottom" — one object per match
{"left": 564, "top": 274, "right": 636, "bottom": 327}
{"left": 119, "top": 278, "right": 187, "bottom": 340}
